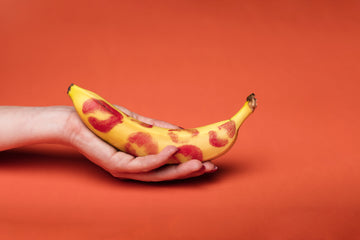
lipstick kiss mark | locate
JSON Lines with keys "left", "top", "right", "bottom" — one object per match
{"left": 208, "top": 120, "right": 236, "bottom": 147}
{"left": 172, "top": 145, "right": 203, "bottom": 163}
{"left": 82, "top": 98, "right": 124, "bottom": 132}
{"left": 168, "top": 128, "right": 199, "bottom": 143}
{"left": 125, "top": 132, "right": 158, "bottom": 156}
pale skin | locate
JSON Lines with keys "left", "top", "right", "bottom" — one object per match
{"left": 0, "top": 106, "right": 218, "bottom": 182}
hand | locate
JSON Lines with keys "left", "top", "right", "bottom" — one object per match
{"left": 63, "top": 105, "right": 218, "bottom": 182}
{"left": 0, "top": 106, "right": 218, "bottom": 181}
{"left": 53, "top": 106, "right": 217, "bottom": 181}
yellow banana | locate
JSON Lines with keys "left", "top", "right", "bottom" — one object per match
{"left": 67, "top": 84, "right": 257, "bottom": 163}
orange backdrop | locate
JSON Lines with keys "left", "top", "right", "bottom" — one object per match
{"left": 1, "top": 0, "right": 360, "bottom": 239}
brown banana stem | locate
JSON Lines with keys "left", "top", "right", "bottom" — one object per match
{"left": 246, "top": 93, "right": 257, "bottom": 112}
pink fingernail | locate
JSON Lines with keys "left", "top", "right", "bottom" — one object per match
{"left": 210, "top": 166, "right": 218, "bottom": 173}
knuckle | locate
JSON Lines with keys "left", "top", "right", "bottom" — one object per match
{"left": 109, "top": 169, "right": 123, "bottom": 178}
{"left": 108, "top": 153, "right": 134, "bottom": 174}
{"left": 107, "top": 163, "right": 128, "bottom": 177}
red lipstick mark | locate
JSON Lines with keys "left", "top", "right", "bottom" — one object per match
{"left": 88, "top": 116, "right": 122, "bottom": 133}
{"left": 168, "top": 129, "right": 199, "bottom": 143}
{"left": 168, "top": 131, "right": 179, "bottom": 143}
{"left": 208, "top": 120, "right": 236, "bottom": 147}
{"left": 209, "top": 131, "right": 228, "bottom": 147}
{"left": 173, "top": 145, "right": 203, "bottom": 162}
{"left": 125, "top": 132, "right": 158, "bottom": 156}
{"left": 219, "top": 120, "right": 236, "bottom": 138}
{"left": 130, "top": 118, "right": 153, "bottom": 128}
{"left": 82, "top": 98, "right": 123, "bottom": 132}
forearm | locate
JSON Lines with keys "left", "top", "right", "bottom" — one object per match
{"left": 0, "top": 106, "right": 71, "bottom": 151}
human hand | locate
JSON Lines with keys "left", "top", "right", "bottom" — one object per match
{"left": 64, "top": 105, "right": 218, "bottom": 181}
{"left": 1, "top": 105, "right": 217, "bottom": 182}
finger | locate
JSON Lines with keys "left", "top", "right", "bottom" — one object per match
{"left": 173, "top": 161, "right": 217, "bottom": 180}
{"left": 114, "top": 105, "right": 180, "bottom": 129}
{"left": 70, "top": 123, "right": 178, "bottom": 175}
{"left": 132, "top": 113, "right": 180, "bottom": 129}
{"left": 113, "top": 105, "right": 133, "bottom": 117}
{"left": 202, "top": 161, "right": 218, "bottom": 173}
{"left": 115, "top": 160, "right": 208, "bottom": 182}
{"left": 66, "top": 112, "right": 164, "bottom": 174}
{"left": 152, "top": 119, "right": 181, "bottom": 129}
{"left": 110, "top": 145, "right": 178, "bottom": 174}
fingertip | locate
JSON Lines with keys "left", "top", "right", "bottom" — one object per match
{"left": 208, "top": 165, "right": 218, "bottom": 173}
{"left": 182, "top": 159, "right": 204, "bottom": 172}
{"left": 203, "top": 161, "right": 218, "bottom": 173}
{"left": 162, "top": 145, "right": 179, "bottom": 155}
{"left": 175, "top": 160, "right": 208, "bottom": 180}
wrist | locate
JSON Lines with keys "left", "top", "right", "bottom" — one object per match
{"left": 0, "top": 106, "right": 73, "bottom": 151}
{"left": 29, "top": 106, "right": 74, "bottom": 145}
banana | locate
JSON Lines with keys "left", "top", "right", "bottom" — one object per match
{"left": 67, "top": 84, "right": 257, "bottom": 163}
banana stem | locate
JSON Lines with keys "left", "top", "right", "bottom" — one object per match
{"left": 246, "top": 93, "right": 257, "bottom": 112}
{"left": 231, "top": 93, "right": 257, "bottom": 129}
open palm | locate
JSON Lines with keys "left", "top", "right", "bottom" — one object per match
{"left": 64, "top": 105, "right": 217, "bottom": 182}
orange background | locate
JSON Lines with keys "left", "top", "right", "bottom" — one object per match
{"left": 1, "top": 0, "right": 360, "bottom": 239}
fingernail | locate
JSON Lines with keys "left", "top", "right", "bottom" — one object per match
{"left": 210, "top": 166, "right": 218, "bottom": 173}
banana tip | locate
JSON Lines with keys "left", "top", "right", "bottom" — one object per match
{"left": 67, "top": 83, "right": 74, "bottom": 95}
{"left": 247, "top": 93, "right": 257, "bottom": 111}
